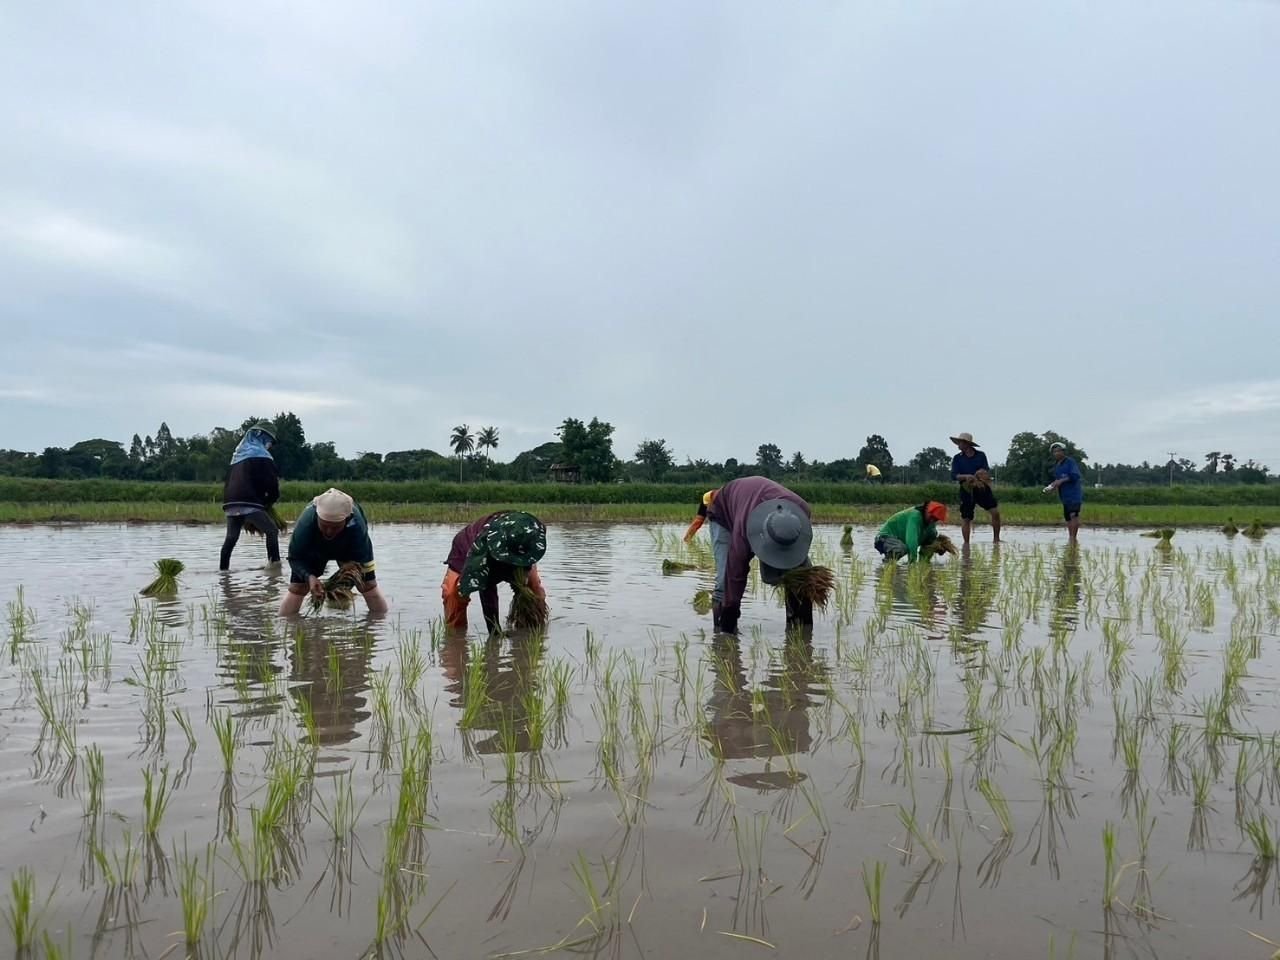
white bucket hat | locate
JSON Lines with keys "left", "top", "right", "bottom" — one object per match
{"left": 312, "top": 488, "right": 354, "bottom": 522}
{"left": 950, "top": 432, "right": 979, "bottom": 448}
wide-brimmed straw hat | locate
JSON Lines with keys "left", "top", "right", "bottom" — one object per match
{"left": 950, "top": 432, "right": 979, "bottom": 448}
{"left": 746, "top": 499, "right": 812, "bottom": 571}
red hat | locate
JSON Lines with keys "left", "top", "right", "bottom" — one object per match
{"left": 925, "top": 501, "right": 948, "bottom": 523}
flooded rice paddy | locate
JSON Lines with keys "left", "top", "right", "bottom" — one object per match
{"left": 1, "top": 522, "right": 1278, "bottom": 959}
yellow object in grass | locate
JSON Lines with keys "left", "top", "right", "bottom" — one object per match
{"left": 140, "top": 558, "right": 184, "bottom": 597}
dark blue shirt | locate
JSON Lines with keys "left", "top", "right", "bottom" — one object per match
{"left": 287, "top": 502, "right": 375, "bottom": 582}
{"left": 1054, "top": 457, "right": 1083, "bottom": 504}
{"left": 951, "top": 450, "right": 989, "bottom": 482}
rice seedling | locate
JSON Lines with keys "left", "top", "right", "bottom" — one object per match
{"left": 1242, "top": 519, "right": 1268, "bottom": 539}
{"left": 139, "top": 558, "right": 184, "bottom": 597}
{"left": 174, "top": 840, "right": 215, "bottom": 948}
{"left": 141, "top": 765, "right": 173, "bottom": 837}
{"left": 82, "top": 744, "right": 105, "bottom": 819}
{"left": 692, "top": 589, "right": 713, "bottom": 615}
{"left": 1140, "top": 528, "right": 1176, "bottom": 551}
{"left": 1101, "top": 822, "right": 1120, "bottom": 909}
{"left": 920, "top": 535, "right": 959, "bottom": 559}
{"left": 774, "top": 564, "right": 836, "bottom": 614}
{"left": 840, "top": 525, "right": 854, "bottom": 549}
{"left": 1243, "top": 816, "right": 1277, "bottom": 861}
{"left": 898, "top": 805, "right": 945, "bottom": 862}
{"left": 211, "top": 709, "right": 237, "bottom": 773}
{"left": 978, "top": 778, "right": 1014, "bottom": 837}
{"left": 1222, "top": 517, "right": 1238, "bottom": 536}
{"left": 507, "top": 568, "right": 549, "bottom": 629}
{"left": 4, "top": 867, "right": 53, "bottom": 956}
{"left": 862, "top": 859, "right": 885, "bottom": 926}
{"left": 310, "top": 562, "right": 364, "bottom": 611}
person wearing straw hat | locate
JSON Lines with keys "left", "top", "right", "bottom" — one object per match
{"left": 950, "top": 431, "right": 1001, "bottom": 545}
{"left": 875, "top": 502, "right": 949, "bottom": 562}
{"left": 1044, "top": 442, "right": 1084, "bottom": 544}
{"left": 279, "top": 488, "right": 388, "bottom": 615}
{"left": 682, "top": 488, "right": 720, "bottom": 542}
{"left": 219, "top": 422, "right": 281, "bottom": 570}
{"left": 706, "top": 476, "right": 816, "bottom": 634}
{"left": 442, "top": 511, "right": 547, "bottom": 633}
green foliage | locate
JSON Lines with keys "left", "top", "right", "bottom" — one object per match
{"left": 1004, "top": 430, "right": 1087, "bottom": 486}
{"left": 755, "top": 443, "right": 783, "bottom": 477}
{"left": 856, "top": 434, "right": 894, "bottom": 474}
{"left": 557, "top": 417, "right": 617, "bottom": 482}
{"left": 634, "top": 439, "right": 674, "bottom": 481}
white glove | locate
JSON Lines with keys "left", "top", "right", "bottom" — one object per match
{"left": 1042, "top": 485, "right": 1054, "bottom": 494}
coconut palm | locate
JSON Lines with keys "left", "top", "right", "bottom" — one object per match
{"left": 449, "top": 425, "right": 475, "bottom": 482}
{"left": 477, "top": 426, "right": 500, "bottom": 471}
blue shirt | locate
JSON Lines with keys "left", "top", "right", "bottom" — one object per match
{"left": 1054, "top": 457, "right": 1083, "bottom": 504}
{"left": 287, "top": 503, "right": 375, "bottom": 582}
{"left": 951, "top": 450, "right": 989, "bottom": 481}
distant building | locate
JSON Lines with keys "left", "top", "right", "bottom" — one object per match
{"left": 549, "top": 463, "right": 581, "bottom": 484}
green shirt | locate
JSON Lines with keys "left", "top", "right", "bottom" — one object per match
{"left": 877, "top": 507, "right": 938, "bottom": 562}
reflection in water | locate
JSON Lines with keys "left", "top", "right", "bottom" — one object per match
{"left": 442, "top": 631, "right": 546, "bottom": 755}
{"left": 704, "top": 633, "right": 827, "bottom": 789}
{"left": 953, "top": 546, "right": 1001, "bottom": 644}
{"left": 286, "top": 619, "right": 375, "bottom": 747}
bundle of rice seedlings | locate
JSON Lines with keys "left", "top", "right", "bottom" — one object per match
{"left": 839, "top": 525, "right": 854, "bottom": 549}
{"left": 778, "top": 565, "right": 836, "bottom": 612}
{"left": 244, "top": 506, "right": 289, "bottom": 537}
{"left": 1243, "top": 519, "right": 1268, "bottom": 539}
{"left": 507, "top": 568, "right": 549, "bottom": 629}
{"left": 662, "top": 558, "right": 699, "bottom": 575}
{"left": 140, "top": 558, "right": 184, "bottom": 597}
{"left": 962, "top": 469, "right": 992, "bottom": 490}
{"left": 311, "top": 562, "right": 364, "bottom": 611}
{"left": 692, "top": 589, "right": 713, "bottom": 615}
{"left": 1222, "top": 518, "right": 1239, "bottom": 536}
{"left": 1140, "top": 529, "right": 1175, "bottom": 548}
{"left": 921, "top": 535, "right": 959, "bottom": 559}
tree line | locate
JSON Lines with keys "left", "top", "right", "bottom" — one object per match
{"left": 0, "top": 414, "right": 1272, "bottom": 487}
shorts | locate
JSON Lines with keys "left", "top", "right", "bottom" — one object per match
{"left": 959, "top": 484, "right": 999, "bottom": 520}
{"left": 1062, "top": 502, "right": 1082, "bottom": 522}
{"left": 875, "top": 535, "right": 908, "bottom": 559}
{"left": 289, "top": 559, "right": 377, "bottom": 585}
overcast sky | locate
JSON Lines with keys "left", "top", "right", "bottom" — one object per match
{"left": 2, "top": 1, "right": 1278, "bottom": 469}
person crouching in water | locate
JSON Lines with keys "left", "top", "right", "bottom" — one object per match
{"left": 442, "top": 511, "right": 548, "bottom": 634}
{"left": 220, "top": 422, "right": 281, "bottom": 570}
{"left": 279, "top": 488, "right": 389, "bottom": 615}
{"left": 875, "top": 501, "right": 948, "bottom": 563}
{"left": 708, "top": 477, "right": 826, "bottom": 634}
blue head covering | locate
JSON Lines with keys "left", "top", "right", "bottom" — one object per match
{"left": 229, "top": 427, "right": 275, "bottom": 465}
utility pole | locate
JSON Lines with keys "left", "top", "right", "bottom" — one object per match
{"left": 1167, "top": 451, "right": 1177, "bottom": 487}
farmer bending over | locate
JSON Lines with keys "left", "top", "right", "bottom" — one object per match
{"left": 708, "top": 477, "right": 815, "bottom": 634}
{"left": 220, "top": 422, "right": 280, "bottom": 570}
{"left": 280, "top": 488, "right": 388, "bottom": 615}
{"left": 683, "top": 488, "right": 720, "bottom": 542}
{"left": 442, "top": 511, "right": 547, "bottom": 633}
{"left": 875, "top": 502, "right": 948, "bottom": 562}
{"left": 950, "top": 431, "right": 1001, "bottom": 545}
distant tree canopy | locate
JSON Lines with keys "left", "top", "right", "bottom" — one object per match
{"left": 1, "top": 414, "right": 1272, "bottom": 487}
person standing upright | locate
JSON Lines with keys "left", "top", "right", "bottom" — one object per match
{"left": 1044, "top": 441, "right": 1083, "bottom": 544}
{"left": 220, "top": 422, "right": 281, "bottom": 570}
{"left": 950, "top": 432, "right": 1001, "bottom": 545}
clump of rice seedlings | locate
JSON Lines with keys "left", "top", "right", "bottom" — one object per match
{"left": 243, "top": 505, "right": 289, "bottom": 535}
{"left": 82, "top": 744, "right": 105, "bottom": 819}
{"left": 211, "top": 710, "right": 236, "bottom": 773}
{"left": 459, "top": 641, "right": 491, "bottom": 729}
{"left": 1221, "top": 518, "right": 1238, "bottom": 536}
{"left": 1101, "top": 822, "right": 1119, "bottom": 909}
{"left": 692, "top": 590, "right": 713, "bottom": 615}
{"left": 920, "top": 535, "right": 959, "bottom": 559}
{"left": 4, "top": 867, "right": 53, "bottom": 956}
{"left": 311, "top": 562, "right": 364, "bottom": 611}
{"left": 174, "top": 841, "right": 214, "bottom": 949}
{"left": 840, "top": 525, "right": 854, "bottom": 549}
{"left": 1242, "top": 519, "right": 1268, "bottom": 539}
{"left": 141, "top": 765, "right": 173, "bottom": 837}
{"left": 1244, "top": 816, "right": 1277, "bottom": 861}
{"left": 862, "top": 860, "right": 885, "bottom": 925}
{"left": 1140, "top": 529, "right": 1175, "bottom": 549}
{"left": 139, "top": 559, "right": 184, "bottom": 597}
{"left": 778, "top": 565, "right": 837, "bottom": 611}
{"left": 978, "top": 778, "right": 1013, "bottom": 837}
{"left": 507, "top": 568, "right": 549, "bottom": 629}
{"left": 661, "top": 558, "right": 698, "bottom": 574}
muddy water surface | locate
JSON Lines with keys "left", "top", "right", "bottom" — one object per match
{"left": 1, "top": 523, "right": 1278, "bottom": 959}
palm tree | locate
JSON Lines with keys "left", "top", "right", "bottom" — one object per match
{"left": 1204, "top": 451, "right": 1221, "bottom": 476}
{"left": 449, "top": 425, "right": 474, "bottom": 482}
{"left": 477, "top": 426, "right": 500, "bottom": 471}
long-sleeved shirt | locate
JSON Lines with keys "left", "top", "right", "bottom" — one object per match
{"left": 446, "top": 512, "right": 524, "bottom": 628}
{"left": 222, "top": 456, "right": 279, "bottom": 511}
{"left": 1053, "top": 457, "right": 1084, "bottom": 504}
{"left": 287, "top": 503, "right": 375, "bottom": 582}
{"left": 708, "top": 476, "right": 810, "bottom": 620}
{"left": 877, "top": 507, "right": 939, "bottom": 561}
